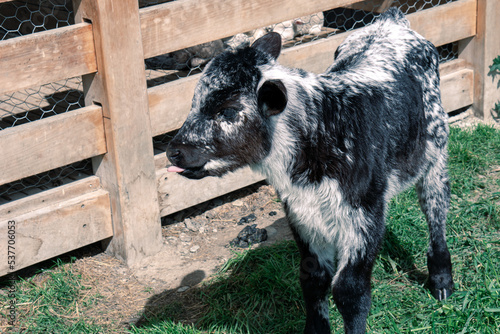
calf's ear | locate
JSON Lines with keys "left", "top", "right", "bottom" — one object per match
{"left": 251, "top": 32, "right": 282, "bottom": 60}
{"left": 257, "top": 79, "right": 287, "bottom": 117}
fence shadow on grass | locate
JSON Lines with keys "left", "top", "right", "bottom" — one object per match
{"left": 133, "top": 220, "right": 307, "bottom": 333}
{"left": 134, "top": 270, "right": 209, "bottom": 329}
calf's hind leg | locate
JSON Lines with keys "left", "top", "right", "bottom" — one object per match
{"left": 416, "top": 156, "right": 454, "bottom": 301}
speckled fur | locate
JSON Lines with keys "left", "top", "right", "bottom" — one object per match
{"left": 167, "top": 8, "right": 454, "bottom": 334}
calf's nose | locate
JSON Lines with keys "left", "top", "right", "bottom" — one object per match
{"left": 166, "top": 145, "right": 182, "bottom": 164}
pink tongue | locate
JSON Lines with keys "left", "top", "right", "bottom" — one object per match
{"left": 167, "top": 166, "right": 185, "bottom": 173}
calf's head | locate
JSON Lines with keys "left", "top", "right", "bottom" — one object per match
{"left": 167, "top": 33, "right": 287, "bottom": 179}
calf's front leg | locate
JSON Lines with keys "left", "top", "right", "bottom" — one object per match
{"left": 289, "top": 223, "right": 334, "bottom": 334}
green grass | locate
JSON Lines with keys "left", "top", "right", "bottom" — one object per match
{"left": 2, "top": 124, "right": 500, "bottom": 333}
{"left": 0, "top": 259, "right": 104, "bottom": 333}
{"left": 133, "top": 125, "right": 500, "bottom": 334}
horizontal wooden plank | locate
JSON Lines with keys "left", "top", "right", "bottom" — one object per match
{"left": 149, "top": 67, "right": 473, "bottom": 137}
{"left": 408, "top": 0, "right": 476, "bottom": 48}
{"left": 280, "top": 0, "right": 476, "bottom": 72}
{"left": 0, "top": 188, "right": 112, "bottom": 277}
{"left": 0, "top": 105, "right": 106, "bottom": 186}
{"left": 439, "top": 58, "right": 467, "bottom": 76}
{"left": 348, "top": 0, "right": 394, "bottom": 13}
{"left": 141, "top": 0, "right": 474, "bottom": 59}
{"left": 154, "top": 150, "right": 168, "bottom": 170}
{"left": 140, "top": 0, "right": 363, "bottom": 58}
{"left": 441, "top": 67, "right": 474, "bottom": 113}
{"left": 149, "top": 75, "right": 199, "bottom": 136}
{"left": 0, "top": 176, "right": 101, "bottom": 218}
{"left": 0, "top": 23, "right": 97, "bottom": 95}
{"left": 157, "top": 165, "right": 264, "bottom": 217}
{"left": 279, "top": 33, "right": 347, "bottom": 73}
{"left": 149, "top": 65, "right": 474, "bottom": 137}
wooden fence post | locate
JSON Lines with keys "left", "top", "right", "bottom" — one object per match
{"left": 72, "top": 0, "right": 162, "bottom": 265}
{"left": 458, "top": 0, "right": 500, "bottom": 121}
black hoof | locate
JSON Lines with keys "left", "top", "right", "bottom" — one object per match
{"left": 429, "top": 272, "right": 454, "bottom": 300}
{"left": 432, "top": 286, "right": 453, "bottom": 301}
{"left": 427, "top": 250, "right": 454, "bottom": 301}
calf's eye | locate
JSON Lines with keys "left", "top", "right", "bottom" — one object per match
{"left": 219, "top": 108, "right": 238, "bottom": 121}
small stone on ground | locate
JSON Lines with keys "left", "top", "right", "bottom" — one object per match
{"left": 230, "top": 224, "right": 268, "bottom": 248}
{"left": 237, "top": 213, "right": 257, "bottom": 225}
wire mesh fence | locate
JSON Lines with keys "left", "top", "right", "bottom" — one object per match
{"left": 0, "top": 76, "right": 90, "bottom": 203}
{"left": 0, "top": 0, "right": 90, "bottom": 203}
{"left": 0, "top": 0, "right": 74, "bottom": 40}
{"left": 0, "top": 161, "right": 92, "bottom": 204}
{"left": 0, "top": 0, "right": 82, "bottom": 129}
{"left": 0, "top": 77, "right": 84, "bottom": 130}
{"left": 1, "top": 0, "right": 460, "bottom": 204}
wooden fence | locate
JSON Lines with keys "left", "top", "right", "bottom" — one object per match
{"left": 0, "top": 0, "right": 498, "bottom": 276}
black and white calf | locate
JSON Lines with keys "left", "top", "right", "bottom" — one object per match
{"left": 167, "top": 8, "right": 454, "bottom": 334}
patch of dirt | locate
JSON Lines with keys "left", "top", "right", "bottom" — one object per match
{"left": 69, "top": 183, "right": 294, "bottom": 331}
{"left": 131, "top": 184, "right": 293, "bottom": 291}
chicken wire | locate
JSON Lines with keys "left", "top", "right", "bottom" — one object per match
{"left": 1, "top": 0, "right": 461, "bottom": 203}
{"left": 0, "top": 0, "right": 91, "bottom": 203}
{"left": 0, "top": 0, "right": 74, "bottom": 40}
{"left": 0, "top": 161, "right": 92, "bottom": 204}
